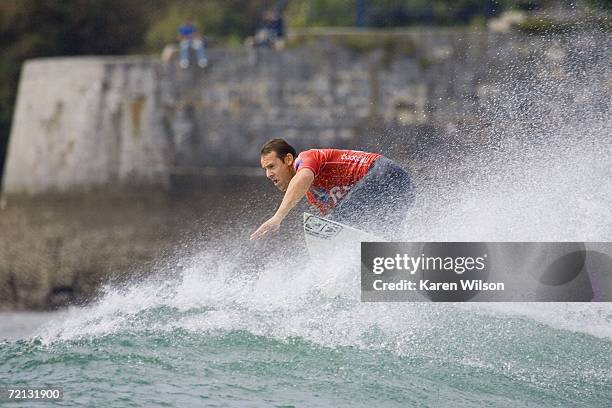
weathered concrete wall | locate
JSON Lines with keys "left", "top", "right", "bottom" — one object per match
{"left": 3, "top": 57, "right": 173, "bottom": 195}
{"left": 1, "top": 29, "right": 502, "bottom": 195}
{"left": 170, "top": 30, "right": 495, "bottom": 168}
{"left": 4, "top": 28, "right": 605, "bottom": 195}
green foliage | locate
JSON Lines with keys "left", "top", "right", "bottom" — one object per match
{"left": 516, "top": 17, "right": 558, "bottom": 34}
{"left": 585, "top": 0, "right": 612, "bottom": 9}
{"left": 468, "top": 15, "right": 487, "bottom": 30}
{"left": 285, "top": 1, "right": 311, "bottom": 28}
{"left": 286, "top": 0, "right": 355, "bottom": 27}
{"left": 335, "top": 34, "right": 390, "bottom": 53}
{"left": 144, "top": 0, "right": 273, "bottom": 51}
{"left": 418, "top": 56, "right": 432, "bottom": 70}
{"left": 287, "top": 31, "right": 416, "bottom": 68}
{"left": 382, "top": 35, "right": 416, "bottom": 67}
{"left": 515, "top": 16, "right": 597, "bottom": 35}
{"left": 145, "top": 5, "right": 189, "bottom": 52}
{"left": 286, "top": 0, "right": 502, "bottom": 27}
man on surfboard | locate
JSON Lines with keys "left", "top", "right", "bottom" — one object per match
{"left": 250, "top": 138, "right": 413, "bottom": 240}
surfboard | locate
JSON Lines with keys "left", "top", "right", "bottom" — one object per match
{"left": 303, "top": 212, "right": 380, "bottom": 259}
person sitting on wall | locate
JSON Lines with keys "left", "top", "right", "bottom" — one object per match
{"left": 250, "top": 138, "right": 414, "bottom": 240}
{"left": 178, "top": 19, "right": 208, "bottom": 68}
{"left": 250, "top": 10, "right": 285, "bottom": 50}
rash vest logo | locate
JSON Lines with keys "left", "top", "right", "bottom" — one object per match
{"left": 329, "top": 185, "right": 352, "bottom": 204}
{"left": 310, "top": 186, "right": 331, "bottom": 205}
{"left": 310, "top": 185, "right": 352, "bottom": 207}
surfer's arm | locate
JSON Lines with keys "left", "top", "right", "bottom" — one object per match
{"left": 250, "top": 169, "right": 314, "bottom": 240}
{"left": 274, "top": 168, "right": 314, "bottom": 221}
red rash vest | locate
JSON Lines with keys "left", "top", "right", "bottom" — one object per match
{"left": 294, "top": 149, "right": 381, "bottom": 215}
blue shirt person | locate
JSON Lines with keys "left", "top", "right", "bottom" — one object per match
{"left": 178, "top": 20, "right": 208, "bottom": 68}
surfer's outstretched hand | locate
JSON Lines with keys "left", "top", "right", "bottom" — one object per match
{"left": 250, "top": 216, "right": 282, "bottom": 240}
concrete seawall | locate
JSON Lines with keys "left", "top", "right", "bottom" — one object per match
{"left": 3, "top": 57, "right": 171, "bottom": 195}
{"left": 3, "top": 29, "right": 523, "bottom": 195}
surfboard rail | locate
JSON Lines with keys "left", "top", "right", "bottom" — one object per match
{"left": 303, "top": 212, "right": 380, "bottom": 259}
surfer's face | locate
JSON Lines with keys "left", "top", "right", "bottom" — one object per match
{"left": 261, "top": 152, "right": 295, "bottom": 192}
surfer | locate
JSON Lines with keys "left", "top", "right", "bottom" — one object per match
{"left": 250, "top": 138, "right": 413, "bottom": 240}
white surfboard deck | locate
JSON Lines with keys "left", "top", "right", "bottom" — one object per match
{"left": 303, "top": 212, "right": 380, "bottom": 259}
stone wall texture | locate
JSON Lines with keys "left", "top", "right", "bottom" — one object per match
{"left": 2, "top": 29, "right": 530, "bottom": 195}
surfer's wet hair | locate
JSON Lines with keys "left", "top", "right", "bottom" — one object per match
{"left": 260, "top": 138, "right": 297, "bottom": 160}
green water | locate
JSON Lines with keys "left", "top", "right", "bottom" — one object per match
{"left": 1, "top": 299, "right": 611, "bottom": 407}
